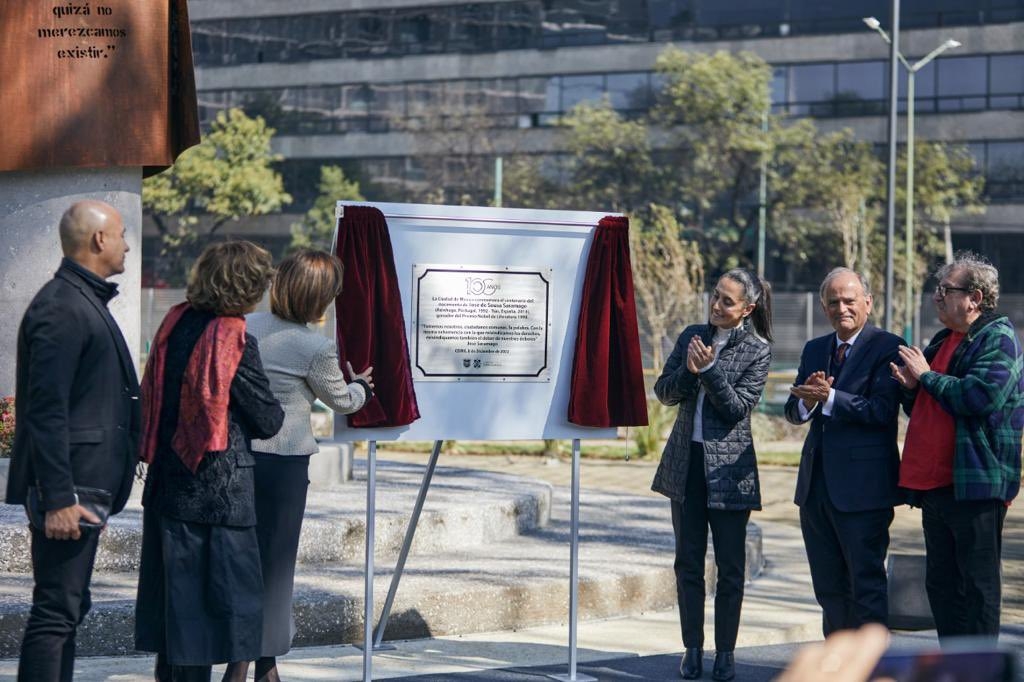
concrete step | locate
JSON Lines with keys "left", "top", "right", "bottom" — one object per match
{"left": 0, "top": 480, "right": 765, "bottom": 658}
{"left": 0, "top": 460, "right": 553, "bottom": 573}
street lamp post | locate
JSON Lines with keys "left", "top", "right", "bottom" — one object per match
{"left": 864, "top": 17, "right": 960, "bottom": 343}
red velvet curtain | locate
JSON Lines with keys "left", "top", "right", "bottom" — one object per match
{"left": 334, "top": 206, "right": 421, "bottom": 428}
{"left": 568, "top": 216, "right": 648, "bottom": 427}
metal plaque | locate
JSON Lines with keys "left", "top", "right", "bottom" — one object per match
{"left": 412, "top": 264, "right": 552, "bottom": 382}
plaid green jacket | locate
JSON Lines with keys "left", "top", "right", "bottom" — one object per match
{"left": 914, "top": 312, "right": 1023, "bottom": 502}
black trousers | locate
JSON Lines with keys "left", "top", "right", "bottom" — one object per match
{"left": 799, "top": 460, "right": 893, "bottom": 637}
{"left": 253, "top": 452, "right": 311, "bottom": 657}
{"left": 18, "top": 526, "right": 101, "bottom": 682}
{"left": 671, "top": 442, "right": 751, "bottom": 652}
{"left": 921, "top": 487, "right": 1007, "bottom": 640}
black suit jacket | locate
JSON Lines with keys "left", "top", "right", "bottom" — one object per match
{"left": 5, "top": 260, "right": 141, "bottom": 515}
{"left": 785, "top": 324, "right": 903, "bottom": 512}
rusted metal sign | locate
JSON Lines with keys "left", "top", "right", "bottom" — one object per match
{"left": 0, "top": 0, "right": 198, "bottom": 172}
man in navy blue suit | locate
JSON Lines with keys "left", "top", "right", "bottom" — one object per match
{"left": 785, "top": 267, "right": 903, "bottom": 637}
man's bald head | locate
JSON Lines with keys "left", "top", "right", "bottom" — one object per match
{"left": 58, "top": 200, "right": 129, "bottom": 278}
{"left": 59, "top": 200, "right": 120, "bottom": 256}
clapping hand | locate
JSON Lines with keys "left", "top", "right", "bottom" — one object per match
{"left": 789, "top": 370, "right": 833, "bottom": 411}
{"left": 892, "top": 346, "right": 929, "bottom": 388}
{"left": 346, "top": 361, "right": 375, "bottom": 390}
{"left": 686, "top": 336, "right": 715, "bottom": 374}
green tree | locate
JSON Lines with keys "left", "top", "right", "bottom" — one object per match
{"left": 561, "top": 100, "right": 657, "bottom": 214}
{"left": 290, "top": 165, "right": 365, "bottom": 251}
{"left": 498, "top": 155, "right": 563, "bottom": 210}
{"left": 769, "top": 125, "right": 883, "bottom": 283}
{"left": 143, "top": 108, "right": 292, "bottom": 283}
{"left": 499, "top": 46, "right": 984, "bottom": 322}
{"left": 629, "top": 204, "right": 705, "bottom": 370}
{"left": 886, "top": 142, "right": 985, "bottom": 331}
{"left": 653, "top": 49, "right": 772, "bottom": 267}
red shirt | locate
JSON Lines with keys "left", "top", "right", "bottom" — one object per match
{"left": 899, "top": 331, "right": 964, "bottom": 490}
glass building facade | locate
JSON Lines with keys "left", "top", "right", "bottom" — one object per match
{"left": 191, "top": 0, "right": 1024, "bottom": 67}
{"left": 198, "top": 52, "right": 1024, "bottom": 134}
{"left": 182, "top": 0, "right": 1024, "bottom": 290}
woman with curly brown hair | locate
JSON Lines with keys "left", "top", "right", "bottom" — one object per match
{"left": 134, "top": 241, "right": 285, "bottom": 682}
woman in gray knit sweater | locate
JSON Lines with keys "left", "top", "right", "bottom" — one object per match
{"left": 245, "top": 250, "right": 374, "bottom": 682}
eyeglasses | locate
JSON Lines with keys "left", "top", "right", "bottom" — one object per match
{"left": 934, "top": 284, "right": 972, "bottom": 298}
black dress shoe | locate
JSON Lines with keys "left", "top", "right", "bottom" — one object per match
{"left": 711, "top": 651, "right": 735, "bottom": 681}
{"left": 680, "top": 647, "right": 703, "bottom": 679}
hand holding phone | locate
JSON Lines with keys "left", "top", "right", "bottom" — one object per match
{"left": 871, "top": 643, "right": 1016, "bottom": 682}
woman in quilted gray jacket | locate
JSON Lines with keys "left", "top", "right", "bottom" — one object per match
{"left": 652, "top": 268, "right": 772, "bottom": 682}
{"left": 245, "top": 250, "right": 374, "bottom": 682}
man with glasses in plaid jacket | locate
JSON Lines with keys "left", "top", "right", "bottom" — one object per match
{"left": 891, "top": 252, "right": 1023, "bottom": 641}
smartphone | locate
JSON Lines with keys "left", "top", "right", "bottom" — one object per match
{"left": 871, "top": 645, "right": 1017, "bottom": 682}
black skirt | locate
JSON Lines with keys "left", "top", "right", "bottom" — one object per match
{"left": 253, "top": 452, "right": 311, "bottom": 657}
{"left": 135, "top": 506, "right": 263, "bottom": 665}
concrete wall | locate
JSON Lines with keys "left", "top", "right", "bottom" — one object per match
{"left": 0, "top": 168, "right": 142, "bottom": 397}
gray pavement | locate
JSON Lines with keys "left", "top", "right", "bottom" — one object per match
{"left": 1, "top": 450, "right": 1022, "bottom": 680}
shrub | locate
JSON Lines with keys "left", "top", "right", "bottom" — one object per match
{"left": 632, "top": 399, "right": 675, "bottom": 458}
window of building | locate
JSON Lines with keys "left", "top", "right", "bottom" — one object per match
{"left": 770, "top": 66, "right": 788, "bottom": 113}
{"left": 607, "top": 72, "right": 652, "bottom": 112}
{"left": 561, "top": 74, "right": 606, "bottom": 110}
{"left": 495, "top": 3, "right": 539, "bottom": 49}
{"left": 990, "top": 54, "right": 1024, "bottom": 109}
{"left": 516, "top": 77, "right": 550, "bottom": 116}
{"left": 790, "top": 63, "right": 834, "bottom": 115}
{"left": 369, "top": 83, "right": 406, "bottom": 129}
{"left": 406, "top": 81, "right": 444, "bottom": 128}
{"left": 985, "top": 140, "right": 1024, "bottom": 200}
{"left": 393, "top": 9, "right": 438, "bottom": 54}
{"left": 343, "top": 13, "right": 390, "bottom": 58}
{"left": 937, "top": 56, "right": 987, "bottom": 111}
{"left": 479, "top": 78, "right": 519, "bottom": 115}
{"left": 896, "top": 60, "right": 937, "bottom": 113}
{"left": 448, "top": 4, "right": 497, "bottom": 52}
{"left": 835, "top": 60, "right": 886, "bottom": 115}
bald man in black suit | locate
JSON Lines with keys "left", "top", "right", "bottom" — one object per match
{"left": 6, "top": 201, "right": 140, "bottom": 682}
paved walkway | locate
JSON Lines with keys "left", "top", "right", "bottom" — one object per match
{"left": 378, "top": 449, "right": 1024, "bottom": 625}
{"left": 2, "top": 448, "right": 1021, "bottom": 681}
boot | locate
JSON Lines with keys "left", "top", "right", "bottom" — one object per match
{"left": 680, "top": 648, "right": 703, "bottom": 679}
{"left": 711, "top": 651, "right": 735, "bottom": 681}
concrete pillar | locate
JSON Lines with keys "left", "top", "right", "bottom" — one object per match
{"left": 309, "top": 440, "right": 354, "bottom": 489}
{"left": 0, "top": 168, "right": 143, "bottom": 396}
{"left": 887, "top": 552, "right": 937, "bottom": 630}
